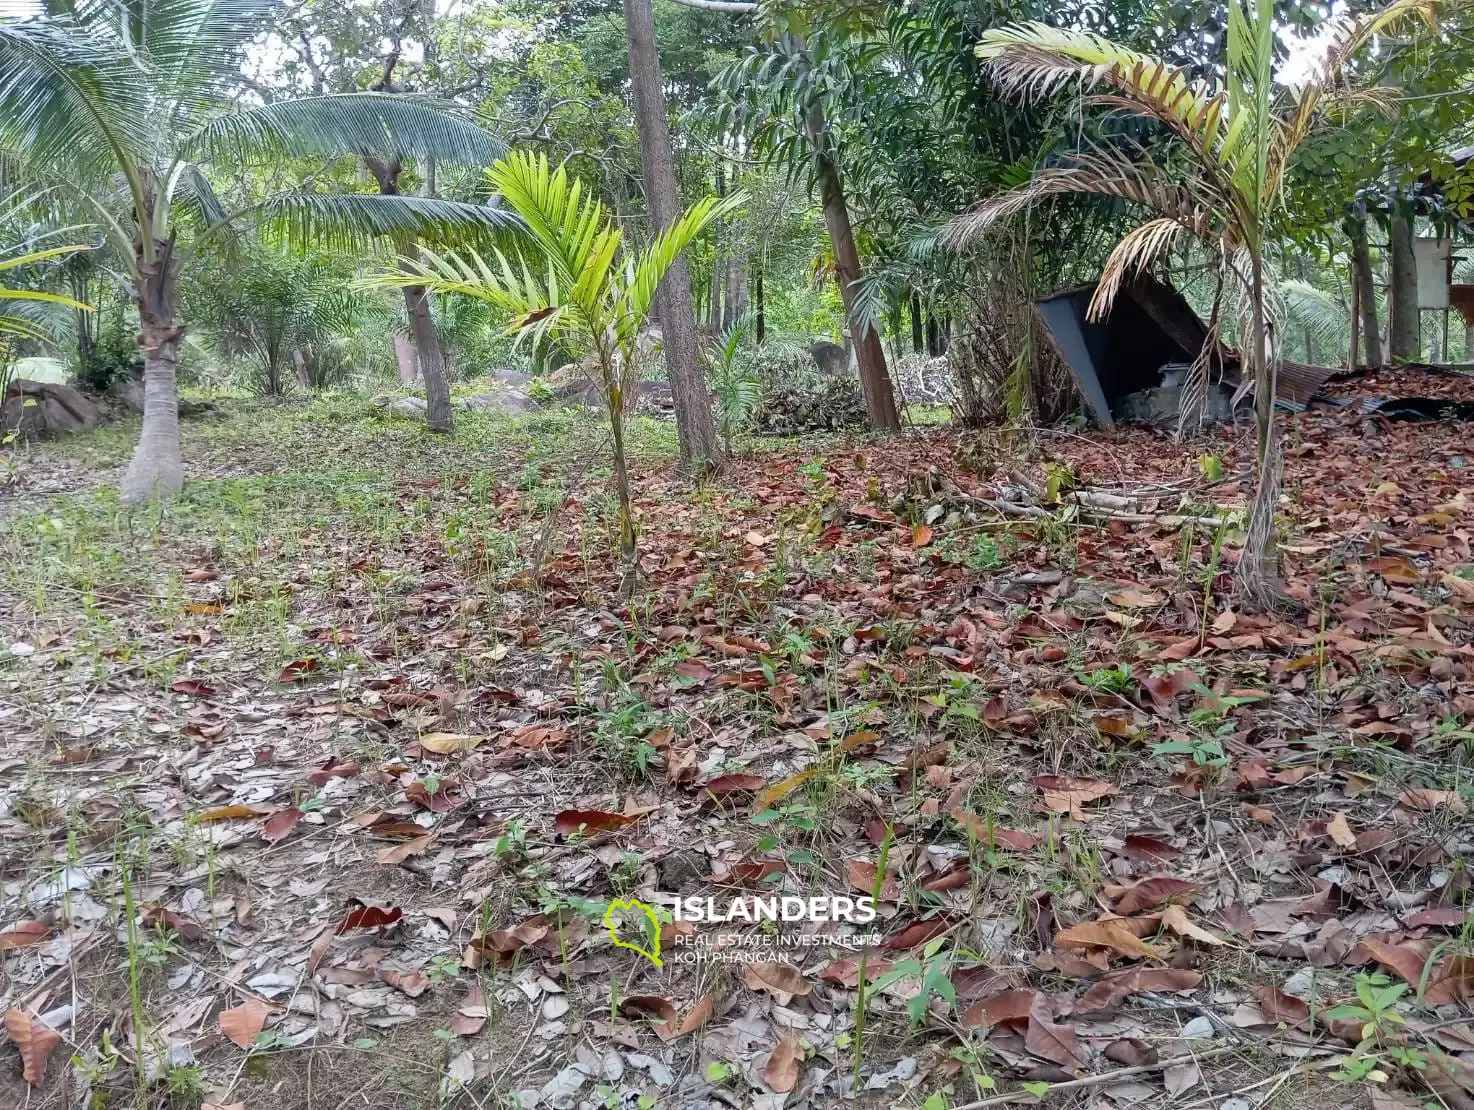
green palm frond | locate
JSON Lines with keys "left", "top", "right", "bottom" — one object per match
{"left": 259, "top": 192, "right": 523, "bottom": 252}
{"left": 0, "top": 15, "right": 152, "bottom": 182}
{"left": 125, "top": 0, "right": 278, "bottom": 104}
{"left": 192, "top": 94, "right": 507, "bottom": 167}
{"left": 1280, "top": 278, "right": 1348, "bottom": 354}
{"left": 622, "top": 189, "right": 748, "bottom": 324}
{"left": 0, "top": 240, "right": 92, "bottom": 342}
{"left": 487, "top": 151, "right": 618, "bottom": 292}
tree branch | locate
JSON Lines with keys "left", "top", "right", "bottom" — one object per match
{"left": 665, "top": 0, "right": 758, "bottom": 12}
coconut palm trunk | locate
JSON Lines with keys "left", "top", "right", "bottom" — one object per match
{"left": 123, "top": 201, "right": 185, "bottom": 505}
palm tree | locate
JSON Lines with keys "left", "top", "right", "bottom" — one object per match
{"left": 367, "top": 152, "right": 745, "bottom": 580}
{"left": 944, "top": 0, "right": 1437, "bottom": 608}
{"left": 0, "top": 1, "right": 514, "bottom": 505}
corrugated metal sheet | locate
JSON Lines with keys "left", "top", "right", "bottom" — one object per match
{"left": 1277, "top": 360, "right": 1340, "bottom": 411}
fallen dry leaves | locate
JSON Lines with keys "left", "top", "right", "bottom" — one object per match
{"left": 4, "top": 1008, "right": 61, "bottom": 1085}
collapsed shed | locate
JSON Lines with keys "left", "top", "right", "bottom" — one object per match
{"left": 1035, "top": 273, "right": 1339, "bottom": 428}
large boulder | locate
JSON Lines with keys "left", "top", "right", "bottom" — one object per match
{"left": 1, "top": 380, "right": 103, "bottom": 439}
{"left": 457, "top": 391, "right": 537, "bottom": 415}
{"left": 371, "top": 394, "right": 429, "bottom": 420}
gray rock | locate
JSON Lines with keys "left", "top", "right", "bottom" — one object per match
{"left": 371, "top": 395, "right": 429, "bottom": 421}
{"left": 457, "top": 391, "right": 537, "bottom": 415}
{"left": 1, "top": 380, "right": 103, "bottom": 439}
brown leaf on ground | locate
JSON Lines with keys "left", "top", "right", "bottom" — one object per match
{"left": 653, "top": 994, "right": 716, "bottom": 1042}
{"left": 1122, "top": 833, "right": 1180, "bottom": 861}
{"left": 1077, "top": 968, "right": 1202, "bottom": 1011}
{"left": 702, "top": 773, "right": 765, "bottom": 798}
{"left": 4, "top": 1009, "right": 61, "bottom": 1084}
{"left": 619, "top": 995, "right": 678, "bottom": 1024}
{"left": 1353, "top": 937, "right": 1432, "bottom": 988}
{"left": 0, "top": 921, "right": 50, "bottom": 949}
{"left": 278, "top": 658, "right": 321, "bottom": 682}
{"left": 336, "top": 903, "right": 403, "bottom": 934}
{"left": 417, "top": 732, "right": 485, "bottom": 754}
{"left": 1111, "top": 877, "right": 1197, "bottom": 916}
{"left": 1427, "top": 958, "right": 1474, "bottom": 1006}
{"left": 552, "top": 809, "right": 639, "bottom": 837}
{"left": 1408, "top": 908, "right": 1467, "bottom": 929}
{"left": 380, "top": 969, "right": 430, "bottom": 998}
{"left": 960, "top": 989, "right": 1036, "bottom": 1029}
{"left": 1104, "top": 1038, "right": 1158, "bottom": 1066}
{"left": 745, "top": 962, "right": 810, "bottom": 1004}
{"left": 452, "top": 982, "right": 488, "bottom": 1036}
{"left": 140, "top": 904, "right": 206, "bottom": 941}
{"left": 1254, "top": 984, "right": 1311, "bottom": 1024}
{"left": 1055, "top": 919, "right": 1164, "bottom": 960}
{"left": 1325, "top": 811, "right": 1357, "bottom": 849}
{"left": 1399, "top": 788, "right": 1466, "bottom": 814}
{"left": 1025, "top": 993, "right": 1087, "bottom": 1067}
{"left": 763, "top": 1030, "right": 804, "bottom": 1093}
{"left": 845, "top": 858, "right": 901, "bottom": 900}
{"left": 262, "top": 807, "right": 303, "bottom": 842}
{"left": 884, "top": 916, "right": 954, "bottom": 950}
{"left": 949, "top": 810, "right": 1040, "bottom": 850}
{"left": 1160, "top": 904, "right": 1225, "bottom": 946}
{"left": 375, "top": 833, "right": 433, "bottom": 865}
{"left": 1031, "top": 774, "right": 1117, "bottom": 818}
{"left": 219, "top": 999, "right": 269, "bottom": 1049}
{"left": 816, "top": 956, "right": 893, "bottom": 987}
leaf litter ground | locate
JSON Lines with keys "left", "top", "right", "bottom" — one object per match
{"left": 2, "top": 375, "right": 1473, "bottom": 1110}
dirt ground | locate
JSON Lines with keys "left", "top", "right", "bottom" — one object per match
{"left": 3, "top": 371, "right": 1473, "bottom": 1110}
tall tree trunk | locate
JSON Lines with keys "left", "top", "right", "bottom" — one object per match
{"left": 709, "top": 163, "right": 726, "bottom": 331}
{"left": 122, "top": 212, "right": 185, "bottom": 506}
{"left": 1348, "top": 216, "right": 1382, "bottom": 368}
{"left": 754, "top": 267, "right": 765, "bottom": 344}
{"left": 403, "top": 282, "right": 452, "bottom": 432}
{"left": 911, "top": 294, "right": 924, "bottom": 353}
{"left": 727, "top": 256, "right": 748, "bottom": 324}
{"left": 367, "top": 155, "right": 453, "bottom": 432}
{"left": 806, "top": 109, "right": 900, "bottom": 431}
{"left": 1388, "top": 207, "right": 1420, "bottom": 363}
{"left": 1237, "top": 249, "right": 1284, "bottom": 609}
{"left": 625, "top": 0, "right": 722, "bottom": 471}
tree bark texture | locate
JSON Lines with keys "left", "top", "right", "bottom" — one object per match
{"left": 806, "top": 110, "right": 900, "bottom": 431}
{"left": 1388, "top": 208, "right": 1420, "bottom": 363}
{"left": 368, "top": 155, "right": 453, "bottom": 432}
{"left": 624, "top": 0, "right": 722, "bottom": 471}
{"left": 1348, "top": 216, "right": 1383, "bottom": 368}
{"left": 122, "top": 203, "right": 185, "bottom": 505}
